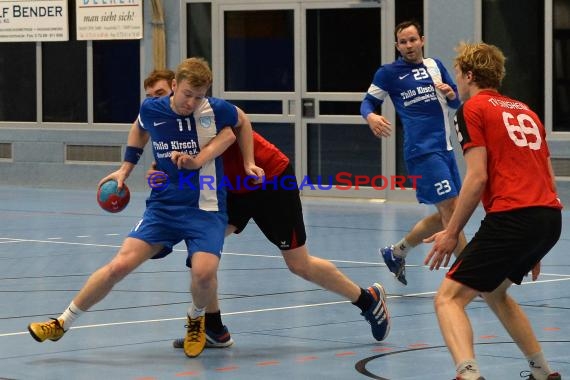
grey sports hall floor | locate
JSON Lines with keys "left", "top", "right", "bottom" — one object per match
{"left": 1, "top": 186, "right": 568, "bottom": 379}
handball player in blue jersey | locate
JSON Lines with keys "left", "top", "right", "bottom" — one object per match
{"left": 361, "top": 20, "right": 468, "bottom": 285}
{"left": 142, "top": 70, "right": 392, "bottom": 350}
{"left": 27, "top": 57, "right": 262, "bottom": 359}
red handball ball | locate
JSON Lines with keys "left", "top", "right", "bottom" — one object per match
{"left": 97, "top": 179, "right": 130, "bottom": 213}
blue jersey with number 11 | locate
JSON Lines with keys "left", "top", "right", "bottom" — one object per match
{"left": 361, "top": 57, "right": 460, "bottom": 160}
{"left": 138, "top": 95, "right": 238, "bottom": 212}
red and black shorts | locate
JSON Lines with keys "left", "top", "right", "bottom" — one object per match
{"left": 226, "top": 164, "right": 307, "bottom": 251}
{"left": 447, "top": 206, "right": 561, "bottom": 292}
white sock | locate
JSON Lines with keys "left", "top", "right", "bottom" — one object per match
{"left": 527, "top": 352, "right": 553, "bottom": 380}
{"left": 58, "top": 301, "right": 84, "bottom": 330}
{"left": 188, "top": 304, "right": 206, "bottom": 319}
{"left": 393, "top": 238, "right": 412, "bottom": 258}
{"left": 456, "top": 359, "right": 481, "bottom": 380}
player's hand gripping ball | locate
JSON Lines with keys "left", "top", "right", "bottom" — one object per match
{"left": 97, "top": 179, "right": 130, "bottom": 213}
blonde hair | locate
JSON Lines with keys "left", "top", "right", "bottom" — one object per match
{"left": 454, "top": 42, "right": 506, "bottom": 89}
{"left": 175, "top": 57, "right": 213, "bottom": 88}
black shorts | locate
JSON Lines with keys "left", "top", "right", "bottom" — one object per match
{"left": 447, "top": 206, "right": 561, "bottom": 292}
{"left": 226, "top": 164, "right": 307, "bottom": 250}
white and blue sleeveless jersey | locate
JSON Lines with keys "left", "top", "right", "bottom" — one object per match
{"left": 137, "top": 95, "right": 238, "bottom": 212}
{"left": 361, "top": 57, "right": 460, "bottom": 160}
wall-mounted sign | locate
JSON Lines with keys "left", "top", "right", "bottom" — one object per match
{"left": 76, "top": 0, "right": 142, "bottom": 41}
{"left": 0, "top": 0, "right": 68, "bottom": 42}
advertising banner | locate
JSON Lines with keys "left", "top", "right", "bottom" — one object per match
{"left": 76, "top": 0, "right": 142, "bottom": 41}
{"left": 0, "top": 0, "right": 68, "bottom": 42}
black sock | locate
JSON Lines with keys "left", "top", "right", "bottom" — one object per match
{"left": 352, "top": 288, "right": 373, "bottom": 313}
{"left": 205, "top": 311, "right": 224, "bottom": 332}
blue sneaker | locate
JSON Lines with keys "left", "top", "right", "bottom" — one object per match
{"left": 173, "top": 325, "right": 234, "bottom": 349}
{"left": 361, "top": 283, "right": 390, "bottom": 341}
{"left": 380, "top": 246, "right": 407, "bottom": 285}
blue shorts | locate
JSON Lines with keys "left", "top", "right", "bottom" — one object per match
{"left": 406, "top": 151, "right": 462, "bottom": 205}
{"left": 128, "top": 204, "right": 228, "bottom": 267}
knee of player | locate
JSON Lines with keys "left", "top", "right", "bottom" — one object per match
{"left": 106, "top": 259, "right": 134, "bottom": 283}
{"left": 191, "top": 268, "right": 217, "bottom": 288}
{"left": 285, "top": 258, "right": 314, "bottom": 280}
{"left": 287, "top": 262, "right": 310, "bottom": 279}
{"left": 433, "top": 291, "right": 449, "bottom": 312}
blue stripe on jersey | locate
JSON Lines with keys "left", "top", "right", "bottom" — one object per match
{"left": 361, "top": 57, "right": 460, "bottom": 160}
{"left": 138, "top": 95, "right": 238, "bottom": 212}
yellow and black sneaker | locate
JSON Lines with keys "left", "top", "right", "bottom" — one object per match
{"left": 183, "top": 315, "right": 206, "bottom": 358}
{"left": 28, "top": 318, "right": 66, "bottom": 342}
{"left": 173, "top": 324, "right": 234, "bottom": 349}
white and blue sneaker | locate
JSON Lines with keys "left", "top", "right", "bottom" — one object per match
{"left": 520, "top": 371, "right": 561, "bottom": 380}
{"left": 361, "top": 283, "right": 391, "bottom": 341}
{"left": 380, "top": 246, "right": 407, "bottom": 285}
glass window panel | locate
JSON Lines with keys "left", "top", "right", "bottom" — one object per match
{"left": 252, "top": 123, "right": 294, "bottom": 168}
{"left": 483, "top": 0, "right": 544, "bottom": 120}
{"left": 396, "top": 0, "right": 423, "bottom": 27}
{"left": 308, "top": 124, "right": 381, "bottom": 185}
{"left": 187, "top": 3, "right": 212, "bottom": 62}
{"left": 306, "top": 9, "right": 380, "bottom": 92}
{"left": 395, "top": 116, "right": 414, "bottom": 187}
{"left": 394, "top": 0, "right": 423, "bottom": 177}
{"left": 229, "top": 100, "right": 282, "bottom": 114}
{"left": 554, "top": 0, "right": 570, "bottom": 131}
{"left": 43, "top": 41, "right": 87, "bottom": 123}
{"left": 0, "top": 43, "right": 36, "bottom": 122}
{"left": 224, "top": 10, "right": 294, "bottom": 91}
{"left": 319, "top": 101, "right": 361, "bottom": 116}
{"left": 93, "top": 40, "right": 140, "bottom": 123}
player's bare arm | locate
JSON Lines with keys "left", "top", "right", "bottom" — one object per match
{"left": 234, "top": 107, "right": 264, "bottom": 182}
{"left": 366, "top": 113, "right": 392, "bottom": 138}
{"left": 99, "top": 122, "right": 150, "bottom": 189}
{"left": 435, "top": 82, "right": 456, "bottom": 100}
{"left": 423, "top": 146, "right": 487, "bottom": 270}
{"left": 171, "top": 126, "right": 236, "bottom": 170}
